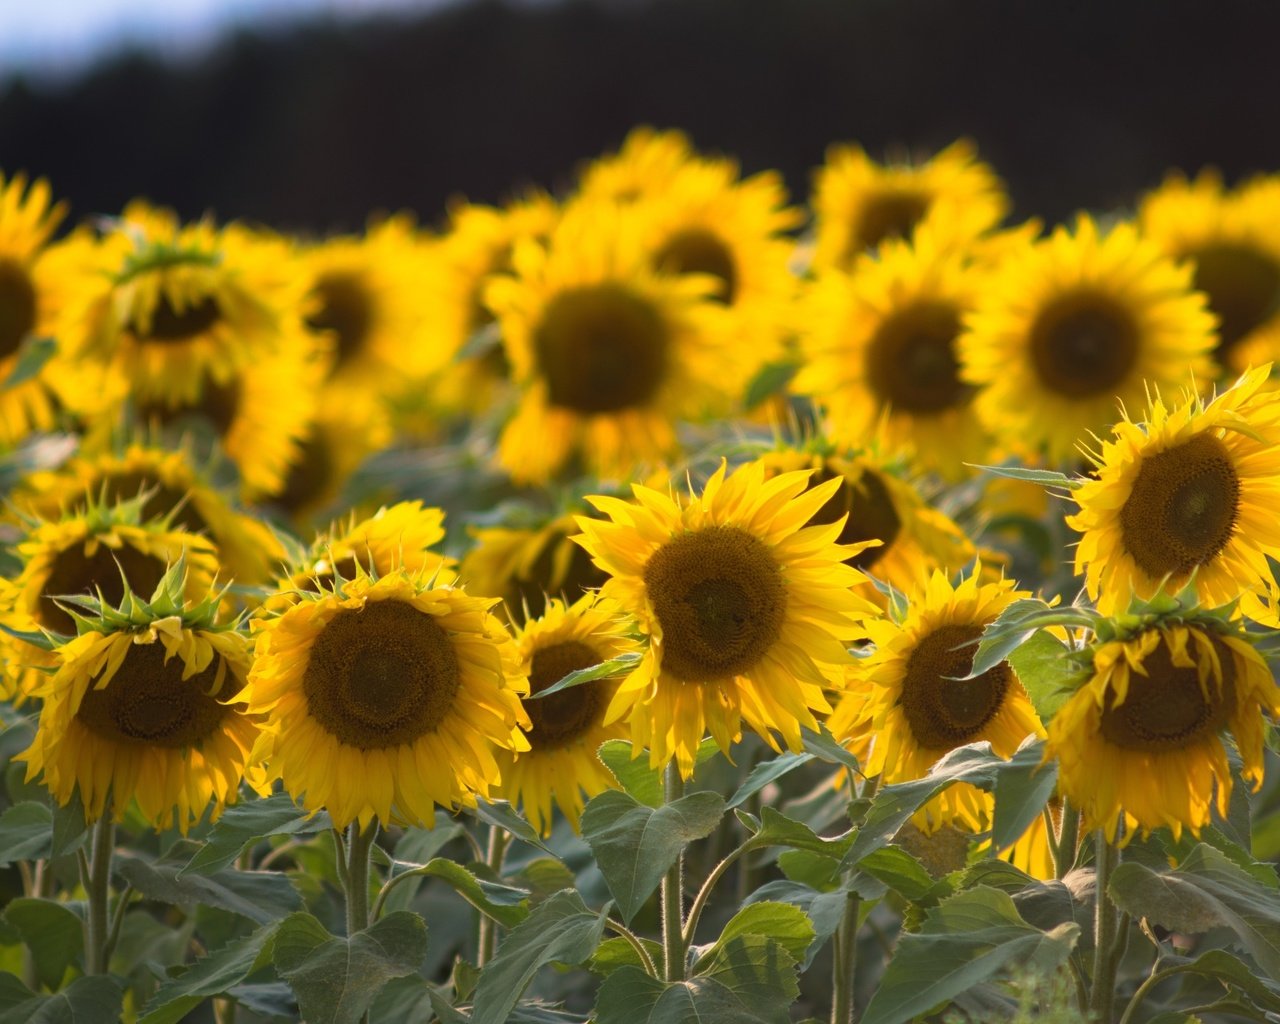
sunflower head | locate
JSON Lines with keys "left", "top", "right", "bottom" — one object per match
{"left": 578, "top": 127, "right": 701, "bottom": 204}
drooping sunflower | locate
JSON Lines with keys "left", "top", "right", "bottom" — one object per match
{"left": 960, "top": 215, "right": 1218, "bottom": 464}
{"left": 1047, "top": 620, "right": 1280, "bottom": 842}
{"left": 1140, "top": 170, "right": 1280, "bottom": 372}
{"left": 828, "top": 570, "right": 1043, "bottom": 830}
{"left": 577, "top": 127, "right": 701, "bottom": 204}
{"left": 238, "top": 570, "right": 530, "bottom": 829}
{"left": 460, "top": 511, "right": 610, "bottom": 626}
{"left": 496, "top": 594, "right": 639, "bottom": 836}
{"left": 488, "top": 198, "right": 735, "bottom": 484}
{"left": 809, "top": 140, "right": 1008, "bottom": 272}
{"left": 575, "top": 459, "right": 875, "bottom": 777}
{"left": 0, "top": 171, "right": 68, "bottom": 444}
{"left": 18, "top": 576, "right": 260, "bottom": 832}
{"left": 794, "top": 231, "right": 992, "bottom": 477}
{"left": 1068, "top": 365, "right": 1280, "bottom": 615}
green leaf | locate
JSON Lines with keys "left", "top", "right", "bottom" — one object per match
{"left": 748, "top": 807, "right": 853, "bottom": 858}
{"left": 800, "top": 726, "right": 862, "bottom": 774}
{"left": 743, "top": 358, "right": 799, "bottom": 409}
{"left": 860, "top": 886, "right": 1079, "bottom": 1024}
{"left": 744, "top": 881, "right": 849, "bottom": 967}
{"left": 598, "top": 739, "right": 720, "bottom": 810}
{"left": 4, "top": 898, "right": 83, "bottom": 989}
{"left": 991, "top": 737, "right": 1057, "bottom": 852}
{"left": 0, "top": 975, "right": 123, "bottom": 1024}
{"left": 529, "top": 652, "right": 642, "bottom": 699}
{"left": 470, "top": 890, "right": 609, "bottom": 1024}
{"left": 183, "top": 791, "right": 325, "bottom": 875}
{"left": 50, "top": 790, "right": 89, "bottom": 859}
{"left": 138, "top": 924, "right": 277, "bottom": 1024}
{"left": 582, "top": 789, "right": 726, "bottom": 923}
{"left": 0, "top": 974, "right": 33, "bottom": 1012}
{"left": 115, "top": 851, "right": 302, "bottom": 924}
{"left": 274, "top": 911, "right": 428, "bottom": 1024}
{"left": 368, "top": 976, "right": 448, "bottom": 1024}
{"left": 0, "top": 802, "right": 53, "bottom": 866}
{"left": 1006, "top": 631, "right": 1089, "bottom": 722}
{"left": 1160, "top": 948, "right": 1280, "bottom": 1013}
{"left": 856, "top": 847, "right": 936, "bottom": 902}
{"left": 1109, "top": 843, "right": 1280, "bottom": 979}
{"left": 410, "top": 858, "right": 529, "bottom": 927}
{"left": 473, "top": 800, "right": 554, "bottom": 855}
{"left": 2, "top": 336, "right": 56, "bottom": 391}
{"left": 591, "top": 935, "right": 665, "bottom": 977}
{"left": 692, "top": 902, "right": 814, "bottom": 970}
{"left": 969, "top": 464, "right": 1079, "bottom": 489}
{"left": 727, "top": 753, "right": 813, "bottom": 809}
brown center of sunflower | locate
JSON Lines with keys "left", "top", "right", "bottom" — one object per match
{"left": 307, "top": 272, "right": 374, "bottom": 369}
{"left": 1099, "top": 635, "right": 1235, "bottom": 751}
{"left": 899, "top": 623, "right": 1012, "bottom": 750}
{"left": 652, "top": 228, "right": 738, "bottom": 304}
{"left": 1029, "top": 290, "right": 1140, "bottom": 398}
{"left": 507, "top": 534, "right": 609, "bottom": 624}
{"left": 39, "top": 541, "right": 169, "bottom": 635}
{"left": 524, "top": 639, "right": 608, "bottom": 749}
{"left": 809, "top": 466, "right": 902, "bottom": 571}
{"left": 303, "top": 599, "right": 461, "bottom": 749}
{"left": 644, "top": 525, "right": 787, "bottom": 681}
{"left": 275, "top": 433, "right": 334, "bottom": 514}
{"left": 0, "top": 258, "right": 37, "bottom": 360}
{"left": 866, "top": 301, "right": 967, "bottom": 414}
{"left": 846, "top": 190, "right": 930, "bottom": 261}
{"left": 534, "top": 283, "right": 670, "bottom": 414}
{"left": 1118, "top": 432, "right": 1240, "bottom": 578}
{"left": 1189, "top": 242, "right": 1280, "bottom": 361}
{"left": 136, "top": 373, "right": 242, "bottom": 438}
{"left": 103, "top": 471, "right": 210, "bottom": 536}
{"left": 76, "top": 642, "right": 229, "bottom": 747}
{"left": 133, "top": 294, "right": 223, "bottom": 343}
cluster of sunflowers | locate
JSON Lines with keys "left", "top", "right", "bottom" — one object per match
{"left": 4, "top": 127, "right": 1280, "bottom": 1021}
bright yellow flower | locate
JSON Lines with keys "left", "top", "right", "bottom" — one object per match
{"left": 578, "top": 127, "right": 701, "bottom": 204}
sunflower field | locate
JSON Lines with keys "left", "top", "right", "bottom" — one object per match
{"left": 3, "top": 129, "right": 1280, "bottom": 1024}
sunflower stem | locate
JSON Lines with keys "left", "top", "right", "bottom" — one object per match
{"left": 343, "top": 820, "right": 379, "bottom": 938}
{"left": 1055, "top": 801, "right": 1080, "bottom": 879}
{"left": 661, "top": 762, "right": 686, "bottom": 982}
{"left": 82, "top": 814, "right": 116, "bottom": 975}
{"left": 1088, "top": 829, "right": 1121, "bottom": 1024}
{"left": 830, "top": 892, "right": 861, "bottom": 1024}
{"left": 476, "top": 825, "right": 510, "bottom": 967}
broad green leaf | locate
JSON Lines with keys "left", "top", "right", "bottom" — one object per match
{"left": 1, "top": 337, "right": 57, "bottom": 391}
{"left": 0, "top": 975, "right": 123, "bottom": 1024}
{"left": 470, "top": 890, "right": 609, "bottom": 1024}
{"left": 800, "top": 726, "right": 862, "bottom": 773}
{"left": 991, "top": 737, "right": 1057, "bottom": 852}
{"left": 727, "top": 753, "right": 813, "bottom": 809}
{"left": 860, "top": 886, "right": 1079, "bottom": 1024}
{"left": 368, "top": 975, "right": 443, "bottom": 1024}
{"left": 183, "top": 791, "right": 325, "bottom": 875}
{"left": 964, "top": 598, "right": 1092, "bottom": 679}
{"left": 473, "top": 800, "right": 554, "bottom": 854}
{"left": 409, "top": 858, "right": 529, "bottom": 927}
{"left": 0, "top": 802, "right": 52, "bottom": 865}
{"left": 743, "top": 358, "right": 799, "bottom": 409}
{"left": 4, "top": 898, "right": 82, "bottom": 989}
{"left": 138, "top": 924, "right": 277, "bottom": 1024}
{"left": 0, "top": 973, "right": 32, "bottom": 1011}
{"left": 514, "top": 858, "right": 577, "bottom": 904}
{"left": 274, "top": 911, "right": 428, "bottom": 1024}
{"left": 529, "top": 652, "right": 642, "bottom": 699}
{"left": 692, "top": 901, "right": 813, "bottom": 970}
{"left": 582, "top": 790, "right": 726, "bottom": 922}
{"left": 1159, "top": 948, "right": 1280, "bottom": 1012}
{"left": 223, "top": 983, "right": 294, "bottom": 1019}
{"left": 856, "top": 846, "right": 935, "bottom": 902}
{"left": 50, "top": 790, "right": 88, "bottom": 859}
{"left": 597, "top": 739, "right": 720, "bottom": 810}
{"left": 969, "top": 464, "right": 1079, "bottom": 489}
{"left": 1005, "top": 631, "right": 1087, "bottom": 722}
{"left": 590, "top": 935, "right": 664, "bottom": 977}
{"left": 744, "top": 880, "right": 849, "bottom": 968}
{"left": 748, "top": 807, "right": 852, "bottom": 858}
{"left": 115, "top": 851, "right": 302, "bottom": 924}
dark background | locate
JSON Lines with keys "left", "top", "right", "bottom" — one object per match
{"left": 2, "top": 0, "right": 1276, "bottom": 235}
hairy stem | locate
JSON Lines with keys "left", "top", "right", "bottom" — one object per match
{"left": 476, "top": 825, "right": 510, "bottom": 967}
{"left": 82, "top": 814, "right": 116, "bottom": 975}
{"left": 830, "top": 892, "right": 861, "bottom": 1024}
{"left": 1088, "top": 830, "right": 1121, "bottom": 1024}
{"left": 1055, "top": 800, "right": 1080, "bottom": 878}
{"left": 661, "top": 762, "right": 686, "bottom": 981}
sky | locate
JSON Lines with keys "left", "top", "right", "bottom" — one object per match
{"left": 0, "top": 0, "right": 460, "bottom": 78}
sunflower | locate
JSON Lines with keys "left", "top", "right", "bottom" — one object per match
{"left": 578, "top": 127, "right": 701, "bottom": 204}
{"left": 1068, "top": 365, "right": 1280, "bottom": 615}
{"left": 12, "top": 441, "right": 286, "bottom": 586}
{"left": 488, "top": 198, "right": 735, "bottom": 484}
{"left": 828, "top": 571, "right": 1043, "bottom": 830}
{"left": 960, "top": 215, "right": 1218, "bottom": 464}
{"left": 809, "top": 140, "right": 1008, "bottom": 272}
{"left": 0, "top": 501, "right": 223, "bottom": 702}
{"left": 0, "top": 171, "right": 68, "bottom": 444}
{"left": 794, "top": 231, "right": 992, "bottom": 477}
{"left": 496, "top": 594, "right": 638, "bottom": 835}
{"left": 1140, "top": 170, "right": 1280, "bottom": 372}
{"left": 575, "top": 459, "right": 874, "bottom": 777}
{"left": 18, "top": 578, "right": 260, "bottom": 832}
{"left": 238, "top": 571, "right": 530, "bottom": 829}
{"left": 460, "top": 512, "right": 609, "bottom": 626}
{"left": 1047, "top": 621, "right": 1280, "bottom": 842}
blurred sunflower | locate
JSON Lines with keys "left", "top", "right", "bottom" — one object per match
{"left": 1068, "top": 365, "right": 1280, "bottom": 614}
{"left": 810, "top": 140, "right": 1007, "bottom": 271}
{"left": 18, "top": 575, "right": 259, "bottom": 832}
{"left": 1047, "top": 620, "right": 1280, "bottom": 842}
{"left": 488, "top": 199, "right": 734, "bottom": 483}
{"left": 1140, "top": 170, "right": 1280, "bottom": 372}
{"left": 238, "top": 570, "right": 530, "bottom": 829}
{"left": 496, "top": 594, "right": 638, "bottom": 835}
{"left": 578, "top": 126, "right": 700, "bottom": 204}
{"left": 960, "top": 215, "right": 1217, "bottom": 463}
{"left": 794, "top": 231, "right": 991, "bottom": 477}
{"left": 828, "top": 571, "right": 1043, "bottom": 831}
{"left": 575, "top": 459, "right": 874, "bottom": 777}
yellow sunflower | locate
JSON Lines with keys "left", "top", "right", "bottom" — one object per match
{"left": 0, "top": 171, "right": 68, "bottom": 444}
{"left": 496, "top": 593, "right": 639, "bottom": 836}
{"left": 1140, "top": 170, "right": 1280, "bottom": 372}
{"left": 794, "top": 230, "right": 992, "bottom": 477}
{"left": 487, "top": 197, "right": 736, "bottom": 484}
{"left": 238, "top": 571, "right": 530, "bottom": 829}
{"left": 810, "top": 139, "right": 1008, "bottom": 272}
{"left": 960, "top": 215, "right": 1218, "bottom": 464}
{"left": 18, "top": 583, "right": 260, "bottom": 832}
{"left": 1068, "top": 365, "right": 1280, "bottom": 614}
{"left": 1047, "top": 621, "right": 1280, "bottom": 842}
{"left": 575, "top": 459, "right": 874, "bottom": 777}
{"left": 828, "top": 570, "right": 1043, "bottom": 831}
{"left": 460, "top": 511, "right": 610, "bottom": 626}
{"left": 577, "top": 126, "right": 701, "bottom": 204}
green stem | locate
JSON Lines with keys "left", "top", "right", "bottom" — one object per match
{"left": 1117, "top": 963, "right": 1175, "bottom": 1024}
{"left": 607, "top": 919, "right": 659, "bottom": 978}
{"left": 1055, "top": 801, "right": 1080, "bottom": 879}
{"left": 682, "top": 839, "right": 758, "bottom": 948}
{"left": 661, "top": 762, "right": 686, "bottom": 982}
{"left": 82, "top": 815, "right": 116, "bottom": 975}
{"left": 104, "top": 884, "right": 134, "bottom": 967}
{"left": 476, "top": 825, "right": 510, "bottom": 968}
{"left": 830, "top": 892, "right": 860, "bottom": 1024}
{"left": 1088, "top": 830, "right": 1121, "bottom": 1024}
{"left": 344, "top": 821, "right": 378, "bottom": 938}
